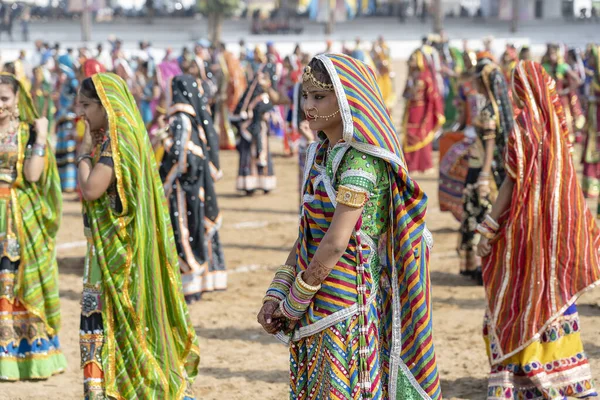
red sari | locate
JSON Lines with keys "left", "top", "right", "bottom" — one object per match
{"left": 402, "top": 56, "right": 444, "bottom": 172}
{"left": 483, "top": 61, "right": 600, "bottom": 398}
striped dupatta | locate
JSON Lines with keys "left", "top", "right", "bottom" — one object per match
{"left": 483, "top": 61, "right": 600, "bottom": 363}
{"left": 316, "top": 54, "right": 441, "bottom": 399}
{"left": 6, "top": 73, "right": 63, "bottom": 336}
{"left": 84, "top": 73, "right": 200, "bottom": 399}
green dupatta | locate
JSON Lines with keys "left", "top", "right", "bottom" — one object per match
{"left": 5, "top": 72, "right": 63, "bottom": 336}
{"left": 84, "top": 73, "right": 199, "bottom": 399}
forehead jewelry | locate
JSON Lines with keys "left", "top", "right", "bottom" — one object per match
{"left": 305, "top": 106, "right": 340, "bottom": 122}
{"left": 302, "top": 66, "right": 334, "bottom": 91}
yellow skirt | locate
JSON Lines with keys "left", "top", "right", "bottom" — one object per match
{"left": 483, "top": 304, "right": 597, "bottom": 399}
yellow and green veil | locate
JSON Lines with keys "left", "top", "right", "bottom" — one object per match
{"left": 4, "top": 72, "right": 63, "bottom": 337}
{"left": 84, "top": 73, "right": 199, "bottom": 399}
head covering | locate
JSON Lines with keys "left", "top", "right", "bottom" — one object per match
{"left": 314, "top": 53, "right": 441, "bottom": 399}
{"left": 81, "top": 59, "right": 106, "bottom": 78}
{"left": 156, "top": 60, "right": 183, "bottom": 105}
{"left": 483, "top": 61, "right": 600, "bottom": 363}
{"left": 169, "top": 74, "right": 221, "bottom": 174}
{"left": 85, "top": 73, "right": 199, "bottom": 398}
{"left": 1, "top": 73, "right": 62, "bottom": 335}
{"left": 169, "top": 74, "right": 204, "bottom": 124}
{"left": 475, "top": 58, "right": 514, "bottom": 157}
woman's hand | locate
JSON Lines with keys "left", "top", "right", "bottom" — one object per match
{"left": 257, "top": 72, "right": 271, "bottom": 90}
{"left": 257, "top": 301, "right": 284, "bottom": 334}
{"left": 477, "top": 179, "right": 491, "bottom": 198}
{"left": 476, "top": 237, "right": 492, "bottom": 258}
{"left": 34, "top": 117, "right": 49, "bottom": 144}
{"left": 78, "top": 119, "right": 94, "bottom": 156}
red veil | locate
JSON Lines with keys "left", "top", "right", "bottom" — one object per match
{"left": 483, "top": 61, "right": 600, "bottom": 363}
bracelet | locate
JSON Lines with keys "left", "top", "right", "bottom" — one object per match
{"left": 476, "top": 223, "right": 496, "bottom": 240}
{"left": 76, "top": 154, "right": 93, "bottom": 165}
{"left": 32, "top": 143, "right": 46, "bottom": 157}
{"left": 484, "top": 214, "right": 500, "bottom": 230}
{"left": 280, "top": 271, "right": 321, "bottom": 320}
{"left": 262, "top": 264, "right": 296, "bottom": 304}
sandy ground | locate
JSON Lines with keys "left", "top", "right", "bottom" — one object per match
{"left": 1, "top": 61, "right": 600, "bottom": 400}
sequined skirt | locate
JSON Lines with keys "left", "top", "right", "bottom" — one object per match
{"left": 484, "top": 304, "right": 597, "bottom": 399}
{"left": 0, "top": 257, "right": 67, "bottom": 381}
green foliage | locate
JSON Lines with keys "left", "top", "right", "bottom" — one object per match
{"left": 197, "top": 0, "right": 241, "bottom": 17}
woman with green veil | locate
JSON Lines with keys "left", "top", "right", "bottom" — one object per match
{"left": 0, "top": 73, "right": 66, "bottom": 380}
{"left": 76, "top": 72, "right": 200, "bottom": 399}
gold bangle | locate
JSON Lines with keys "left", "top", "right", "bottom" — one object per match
{"left": 297, "top": 271, "right": 321, "bottom": 293}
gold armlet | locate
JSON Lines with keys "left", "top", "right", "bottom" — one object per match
{"left": 336, "top": 185, "right": 368, "bottom": 208}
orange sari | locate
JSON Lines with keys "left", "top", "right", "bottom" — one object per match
{"left": 483, "top": 61, "right": 600, "bottom": 398}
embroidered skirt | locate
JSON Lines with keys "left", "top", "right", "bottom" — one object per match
{"left": 484, "top": 304, "right": 597, "bottom": 399}
{"left": 0, "top": 190, "right": 67, "bottom": 381}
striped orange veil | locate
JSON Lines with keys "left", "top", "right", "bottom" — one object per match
{"left": 483, "top": 61, "right": 600, "bottom": 363}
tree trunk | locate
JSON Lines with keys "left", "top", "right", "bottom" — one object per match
{"left": 146, "top": 0, "right": 155, "bottom": 24}
{"left": 81, "top": 0, "right": 92, "bottom": 42}
{"left": 433, "top": 0, "right": 443, "bottom": 33}
{"left": 211, "top": 13, "right": 223, "bottom": 44}
{"left": 325, "top": 0, "right": 335, "bottom": 34}
{"left": 511, "top": 0, "right": 519, "bottom": 32}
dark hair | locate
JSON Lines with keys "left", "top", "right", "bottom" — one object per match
{"left": 0, "top": 74, "right": 19, "bottom": 94}
{"left": 306, "top": 58, "right": 332, "bottom": 86}
{"left": 80, "top": 77, "right": 100, "bottom": 102}
{"left": 2, "top": 62, "right": 16, "bottom": 76}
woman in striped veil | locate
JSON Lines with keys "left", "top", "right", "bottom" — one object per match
{"left": 0, "top": 73, "right": 66, "bottom": 380}
{"left": 76, "top": 73, "right": 200, "bottom": 400}
{"left": 477, "top": 61, "right": 600, "bottom": 399}
{"left": 257, "top": 54, "right": 441, "bottom": 399}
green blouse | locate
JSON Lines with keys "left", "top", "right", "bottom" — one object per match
{"left": 327, "top": 145, "right": 390, "bottom": 238}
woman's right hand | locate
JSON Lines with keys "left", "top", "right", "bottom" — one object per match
{"left": 477, "top": 180, "right": 491, "bottom": 198}
{"left": 78, "top": 119, "right": 94, "bottom": 156}
{"left": 257, "top": 301, "right": 284, "bottom": 334}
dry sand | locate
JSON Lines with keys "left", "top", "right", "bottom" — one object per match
{"left": 1, "top": 61, "right": 599, "bottom": 400}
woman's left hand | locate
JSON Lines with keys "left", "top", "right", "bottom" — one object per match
{"left": 477, "top": 237, "right": 492, "bottom": 258}
{"left": 78, "top": 119, "right": 94, "bottom": 156}
{"left": 34, "top": 117, "right": 49, "bottom": 144}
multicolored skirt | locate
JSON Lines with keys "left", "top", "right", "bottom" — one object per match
{"left": 0, "top": 189, "right": 67, "bottom": 381}
{"left": 484, "top": 304, "right": 597, "bottom": 399}
{"left": 55, "top": 119, "right": 77, "bottom": 193}
{"left": 236, "top": 125, "right": 277, "bottom": 193}
{"left": 289, "top": 293, "right": 424, "bottom": 400}
{"left": 81, "top": 240, "right": 198, "bottom": 399}
{"left": 439, "top": 136, "right": 471, "bottom": 222}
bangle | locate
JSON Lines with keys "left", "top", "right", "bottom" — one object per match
{"left": 280, "top": 271, "right": 321, "bottom": 320}
{"left": 296, "top": 271, "right": 321, "bottom": 292}
{"left": 484, "top": 214, "right": 500, "bottom": 230}
{"left": 262, "top": 264, "right": 296, "bottom": 304}
{"left": 32, "top": 143, "right": 46, "bottom": 157}
{"left": 476, "top": 223, "right": 496, "bottom": 240}
{"left": 76, "top": 154, "right": 93, "bottom": 165}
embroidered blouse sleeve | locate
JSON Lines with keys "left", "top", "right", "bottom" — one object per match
{"left": 98, "top": 139, "right": 114, "bottom": 168}
{"left": 335, "top": 149, "right": 380, "bottom": 208}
